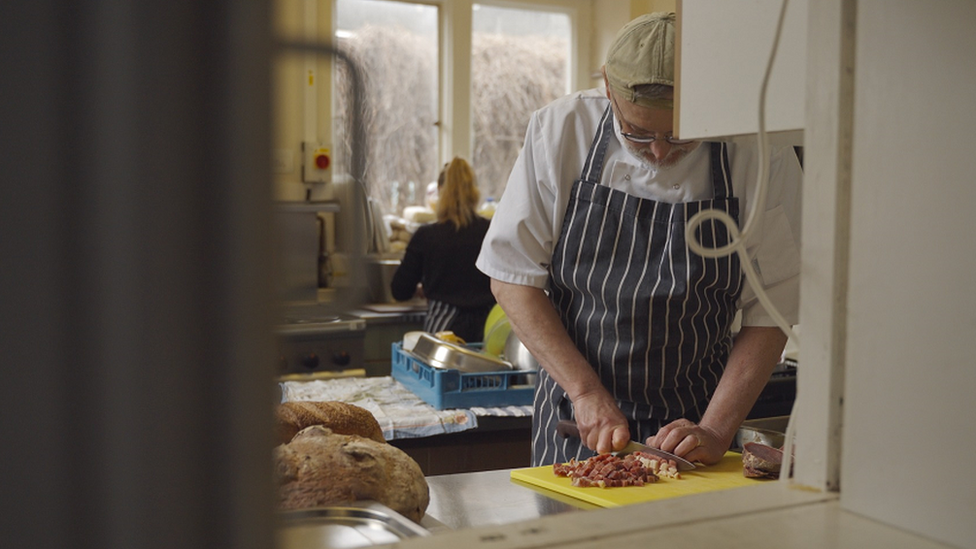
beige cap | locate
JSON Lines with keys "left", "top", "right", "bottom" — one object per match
{"left": 604, "top": 12, "right": 676, "bottom": 109}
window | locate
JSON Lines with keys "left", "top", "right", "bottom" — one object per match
{"left": 332, "top": 0, "right": 578, "bottom": 217}
{"left": 471, "top": 4, "right": 571, "bottom": 201}
{"left": 334, "top": 0, "right": 439, "bottom": 216}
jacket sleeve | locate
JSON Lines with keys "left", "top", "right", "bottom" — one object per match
{"left": 390, "top": 228, "right": 425, "bottom": 301}
{"left": 476, "top": 109, "right": 562, "bottom": 288}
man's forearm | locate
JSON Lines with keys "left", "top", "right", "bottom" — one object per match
{"left": 490, "top": 279, "right": 604, "bottom": 402}
{"left": 492, "top": 279, "right": 632, "bottom": 453}
{"left": 698, "top": 326, "right": 789, "bottom": 448}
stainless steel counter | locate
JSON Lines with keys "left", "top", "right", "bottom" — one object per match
{"left": 422, "top": 469, "right": 590, "bottom": 531}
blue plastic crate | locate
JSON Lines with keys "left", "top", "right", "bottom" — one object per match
{"left": 390, "top": 342, "right": 534, "bottom": 410}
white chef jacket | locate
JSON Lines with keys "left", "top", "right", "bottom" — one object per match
{"left": 475, "top": 89, "right": 802, "bottom": 327}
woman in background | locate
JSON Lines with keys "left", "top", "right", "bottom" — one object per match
{"left": 391, "top": 157, "right": 496, "bottom": 342}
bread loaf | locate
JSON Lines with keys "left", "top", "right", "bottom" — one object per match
{"left": 275, "top": 401, "right": 384, "bottom": 445}
{"left": 274, "top": 426, "right": 429, "bottom": 522}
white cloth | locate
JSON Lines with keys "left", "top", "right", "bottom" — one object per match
{"left": 279, "top": 376, "right": 532, "bottom": 441}
{"left": 476, "top": 89, "right": 803, "bottom": 327}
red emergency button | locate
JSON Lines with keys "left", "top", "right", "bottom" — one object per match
{"left": 314, "top": 151, "right": 330, "bottom": 170}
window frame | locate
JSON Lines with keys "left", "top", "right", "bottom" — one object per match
{"left": 330, "top": 0, "right": 591, "bottom": 171}
{"left": 442, "top": 0, "right": 590, "bottom": 164}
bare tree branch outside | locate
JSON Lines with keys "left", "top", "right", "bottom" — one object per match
{"left": 335, "top": 25, "right": 438, "bottom": 215}
{"left": 336, "top": 27, "right": 567, "bottom": 217}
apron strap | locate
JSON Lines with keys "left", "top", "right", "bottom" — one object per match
{"left": 579, "top": 105, "right": 614, "bottom": 183}
{"left": 708, "top": 142, "right": 734, "bottom": 199}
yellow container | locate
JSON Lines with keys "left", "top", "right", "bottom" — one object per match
{"left": 482, "top": 304, "right": 511, "bottom": 357}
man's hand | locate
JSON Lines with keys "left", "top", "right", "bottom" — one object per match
{"left": 645, "top": 418, "right": 726, "bottom": 465}
{"left": 646, "top": 326, "right": 789, "bottom": 466}
{"left": 572, "top": 390, "right": 631, "bottom": 455}
{"left": 490, "top": 279, "right": 632, "bottom": 454}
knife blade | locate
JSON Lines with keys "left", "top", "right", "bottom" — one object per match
{"left": 555, "top": 419, "right": 696, "bottom": 471}
{"left": 618, "top": 439, "right": 697, "bottom": 471}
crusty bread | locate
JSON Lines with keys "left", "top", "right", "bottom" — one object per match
{"left": 274, "top": 426, "right": 429, "bottom": 522}
{"left": 275, "top": 401, "right": 384, "bottom": 445}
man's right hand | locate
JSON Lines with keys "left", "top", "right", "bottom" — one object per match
{"left": 571, "top": 390, "right": 631, "bottom": 455}
{"left": 490, "top": 279, "right": 630, "bottom": 454}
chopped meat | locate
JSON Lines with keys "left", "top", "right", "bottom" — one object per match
{"left": 552, "top": 453, "right": 665, "bottom": 488}
{"left": 632, "top": 451, "right": 682, "bottom": 479}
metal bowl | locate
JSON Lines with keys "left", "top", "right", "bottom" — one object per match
{"left": 409, "top": 333, "right": 513, "bottom": 373}
{"left": 502, "top": 332, "right": 539, "bottom": 385}
{"left": 732, "top": 425, "right": 786, "bottom": 452}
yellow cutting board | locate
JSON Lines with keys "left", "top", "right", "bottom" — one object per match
{"left": 510, "top": 452, "right": 767, "bottom": 508}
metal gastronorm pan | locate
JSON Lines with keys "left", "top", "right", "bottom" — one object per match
{"left": 731, "top": 417, "right": 788, "bottom": 452}
{"left": 409, "top": 332, "right": 513, "bottom": 373}
{"left": 277, "top": 501, "right": 430, "bottom": 549}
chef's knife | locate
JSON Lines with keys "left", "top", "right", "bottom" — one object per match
{"left": 555, "top": 419, "right": 696, "bottom": 471}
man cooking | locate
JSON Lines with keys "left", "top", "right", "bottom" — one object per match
{"left": 475, "top": 12, "right": 802, "bottom": 467}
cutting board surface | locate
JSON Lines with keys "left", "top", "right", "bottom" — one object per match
{"left": 510, "top": 452, "right": 766, "bottom": 508}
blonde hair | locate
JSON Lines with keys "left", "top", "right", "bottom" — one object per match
{"left": 435, "top": 157, "right": 480, "bottom": 229}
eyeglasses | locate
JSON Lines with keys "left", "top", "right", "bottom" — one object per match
{"left": 609, "top": 93, "right": 695, "bottom": 146}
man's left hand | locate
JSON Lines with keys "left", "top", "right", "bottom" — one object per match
{"left": 645, "top": 419, "right": 726, "bottom": 466}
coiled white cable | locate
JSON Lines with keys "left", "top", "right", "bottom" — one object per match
{"left": 683, "top": 0, "right": 800, "bottom": 483}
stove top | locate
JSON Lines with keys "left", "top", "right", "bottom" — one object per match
{"left": 274, "top": 304, "right": 367, "bottom": 375}
{"left": 276, "top": 304, "right": 365, "bottom": 335}
{"left": 281, "top": 314, "right": 342, "bottom": 325}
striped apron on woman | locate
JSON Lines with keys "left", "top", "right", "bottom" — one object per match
{"left": 423, "top": 299, "right": 492, "bottom": 343}
{"left": 531, "top": 106, "right": 744, "bottom": 466}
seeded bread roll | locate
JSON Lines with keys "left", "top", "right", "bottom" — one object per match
{"left": 275, "top": 401, "right": 384, "bottom": 445}
{"left": 274, "top": 426, "right": 429, "bottom": 523}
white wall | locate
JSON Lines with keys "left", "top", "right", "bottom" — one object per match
{"left": 794, "top": 0, "right": 853, "bottom": 494}
{"left": 591, "top": 2, "right": 630, "bottom": 78}
{"left": 837, "top": 2, "right": 976, "bottom": 548}
{"left": 676, "top": 0, "right": 807, "bottom": 142}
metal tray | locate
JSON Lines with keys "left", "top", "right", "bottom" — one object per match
{"left": 409, "top": 332, "right": 513, "bottom": 373}
{"left": 277, "top": 501, "right": 430, "bottom": 549}
{"left": 731, "top": 416, "right": 788, "bottom": 452}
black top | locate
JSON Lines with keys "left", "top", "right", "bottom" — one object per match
{"left": 390, "top": 217, "right": 495, "bottom": 309}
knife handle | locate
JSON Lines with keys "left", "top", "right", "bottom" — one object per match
{"left": 556, "top": 420, "right": 581, "bottom": 439}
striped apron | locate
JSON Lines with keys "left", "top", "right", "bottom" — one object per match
{"left": 531, "top": 106, "right": 743, "bottom": 466}
{"left": 423, "top": 299, "right": 492, "bottom": 343}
